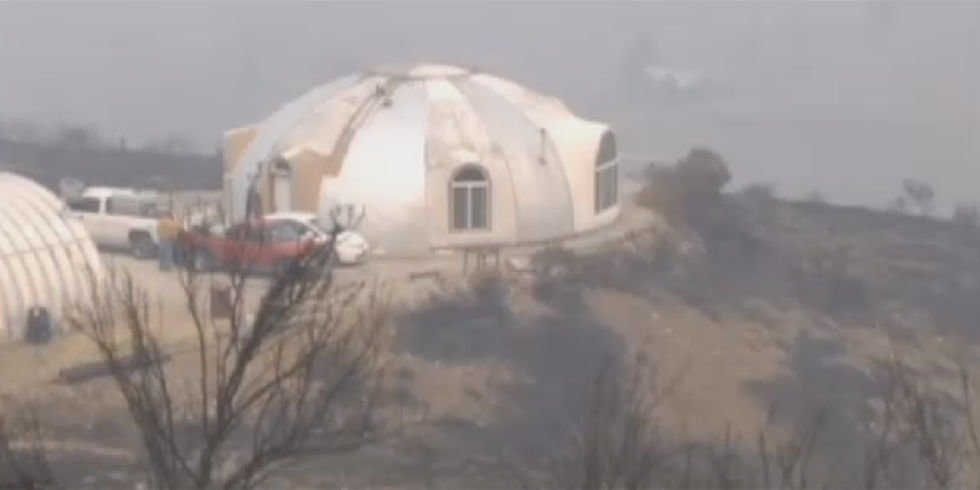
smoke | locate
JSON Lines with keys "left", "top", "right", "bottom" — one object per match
{"left": 0, "top": 2, "right": 976, "bottom": 208}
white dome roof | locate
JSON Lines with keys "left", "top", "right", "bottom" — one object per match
{"left": 225, "top": 63, "right": 619, "bottom": 253}
{"left": 0, "top": 172, "right": 103, "bottom": 339}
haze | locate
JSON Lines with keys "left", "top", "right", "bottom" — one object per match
{"left": 0, "top": 2, "right": 977, "bottom": 210}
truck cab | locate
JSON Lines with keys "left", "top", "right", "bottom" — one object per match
{"left": 66, "top": 187, "right": 164, "bottom": 258}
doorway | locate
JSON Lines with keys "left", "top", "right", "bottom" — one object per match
{"left": 270, "top": 159, "right": 292, "bottom": 213}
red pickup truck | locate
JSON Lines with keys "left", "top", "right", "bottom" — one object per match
{"left": 180, "top": 213, "right": 331, "bottom": 274}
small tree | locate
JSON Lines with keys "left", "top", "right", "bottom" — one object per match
{"left": 69, "top": 209, "right": 390, "bottom": 490}
{"left": 901, "top": 179, "right": 936, "bottom": 216}
{"left": 674, "top": 148, "right": 732, "bottom": 200}
{"left": 637, "top": 147, "right": 732, "bottom": 230}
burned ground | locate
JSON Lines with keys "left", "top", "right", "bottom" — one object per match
{"left": 0, "top": 190, "right": 978, "bottom": 489}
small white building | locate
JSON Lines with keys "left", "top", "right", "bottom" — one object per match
{"left": 222, "top": 63, "right": 620, "bottom": 255}
{"left": 0, "top": 172, "right": 103, "bottom": 340}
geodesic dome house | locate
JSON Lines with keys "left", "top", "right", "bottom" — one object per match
{"left": 222, "top": 63, "right": 620, "bottom": 255}
{"left": 0, "top": 172, "right": 103, "bottom": 340}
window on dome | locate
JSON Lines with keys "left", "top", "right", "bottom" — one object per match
{"left": 450, "top": 166, "right": 489, "bottom": 231}
{"left": 595, "top": 131, "right": 618, "bottom": 213}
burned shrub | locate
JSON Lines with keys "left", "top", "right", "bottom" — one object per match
{"left": 468, "top": 270, "right": 511, "bottom": 309}
{"left": 530, "top": 246, "right": 583, "bottom": 304}
{"left": 901, "top": 179, "right": 936, "bottom": 217}
{"left": 675, "top": 148, "right": 732, "bottom": 197}
{"left": 735, "top": 183, "right": 779, "bottom": 227}
{"left": 738, "top": 183, "right": 775, "bottom": 204}
{"left": 637, "top": 147, "right": 732, "bottom": 231}
{"left": 792, "top": 245, "right": 869, "bottom": 315}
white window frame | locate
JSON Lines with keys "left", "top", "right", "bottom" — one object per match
{"left": 595, "top": 159, "right": 618, "bottom": 213}
{"left": 595, "top": 131, "right": 619, "bottom": 213}
{"left": 450, "top": 167, "right": 490, "bottom": 232}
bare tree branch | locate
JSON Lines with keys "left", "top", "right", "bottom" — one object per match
{"left": 68, "top": 216, "right": 390, "bottom": 490}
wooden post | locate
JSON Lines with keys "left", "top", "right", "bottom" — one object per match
{"left": 210, "top": 284, "right": 233, "bottom": 322}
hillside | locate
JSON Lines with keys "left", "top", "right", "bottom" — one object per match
{"left": 0, "top": 136, "right": 221, "bottom": 191}
{"left": 267, "top": 191, "right": 980, "bottom": 488}
{"left": 327, "top": 192, "right": 980, "bottom": 489}
{"left": 0, "top": 155, "right": 978, "bottom": 488}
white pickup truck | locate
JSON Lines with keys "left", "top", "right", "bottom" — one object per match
{"left": 66, "top": 187, "right": 164, "bottom": 258}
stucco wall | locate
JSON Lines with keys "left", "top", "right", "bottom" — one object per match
{"left": 470, "top": 72, "right": 621, "bottom": 235}
{"left": 222, "top": 126, "right": 257, "bottom": 175}
{"left": 424, "top": 79, "right": 518, "bottom": 250}
{"left": 318, "top": 81, "right": 433, "bottom": 254}
{"left": 547, "top": 119, "right": 622, "bottom": 233}
{"left": 223, "top": 64, "right": 622, "bottom": 253}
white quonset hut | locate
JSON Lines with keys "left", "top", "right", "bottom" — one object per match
{"left": 223, "top": 63, "right": 620, "bottom": 255}
{"left": 0, "top": 172, "right": 103, "bottom": 340}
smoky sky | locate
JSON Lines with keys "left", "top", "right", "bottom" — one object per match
{"left": 0, "top": 2, "right": 977, "bottom": 211}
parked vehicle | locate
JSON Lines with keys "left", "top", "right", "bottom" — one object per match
{"left": 332, "top": 228, "right": 370, "bottom": 265}
{"left": 281, "top": 212, "right": 369, "bottom": 265}
{"left": 180, "top": 212, "right": 368, "bottom": 273}
{"left": 66, "top": 187, "right": 165, "bottom": 258}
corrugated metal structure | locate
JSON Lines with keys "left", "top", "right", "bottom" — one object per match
{"left": 0, "top": 172, "right": 103, "bottom": 340}
{"left": 222, "top": 63, "right": 621, "bottom": 255}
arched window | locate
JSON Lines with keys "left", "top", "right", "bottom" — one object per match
{"left": 595, "top": 131, "right": 618, "bottom": 213}
{"left": 450, "top": 166, "right": 489, "bottom": 231}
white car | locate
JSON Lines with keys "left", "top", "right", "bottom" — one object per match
{"left": 263, "top": 212, "right": 369, "bottom": 265}
{"left": 66, "top": 187, "right": 163, "bottom": 258}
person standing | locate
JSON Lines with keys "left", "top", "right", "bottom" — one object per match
{"left": 158, "top": 210, "right": 181, "bottom": 271}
